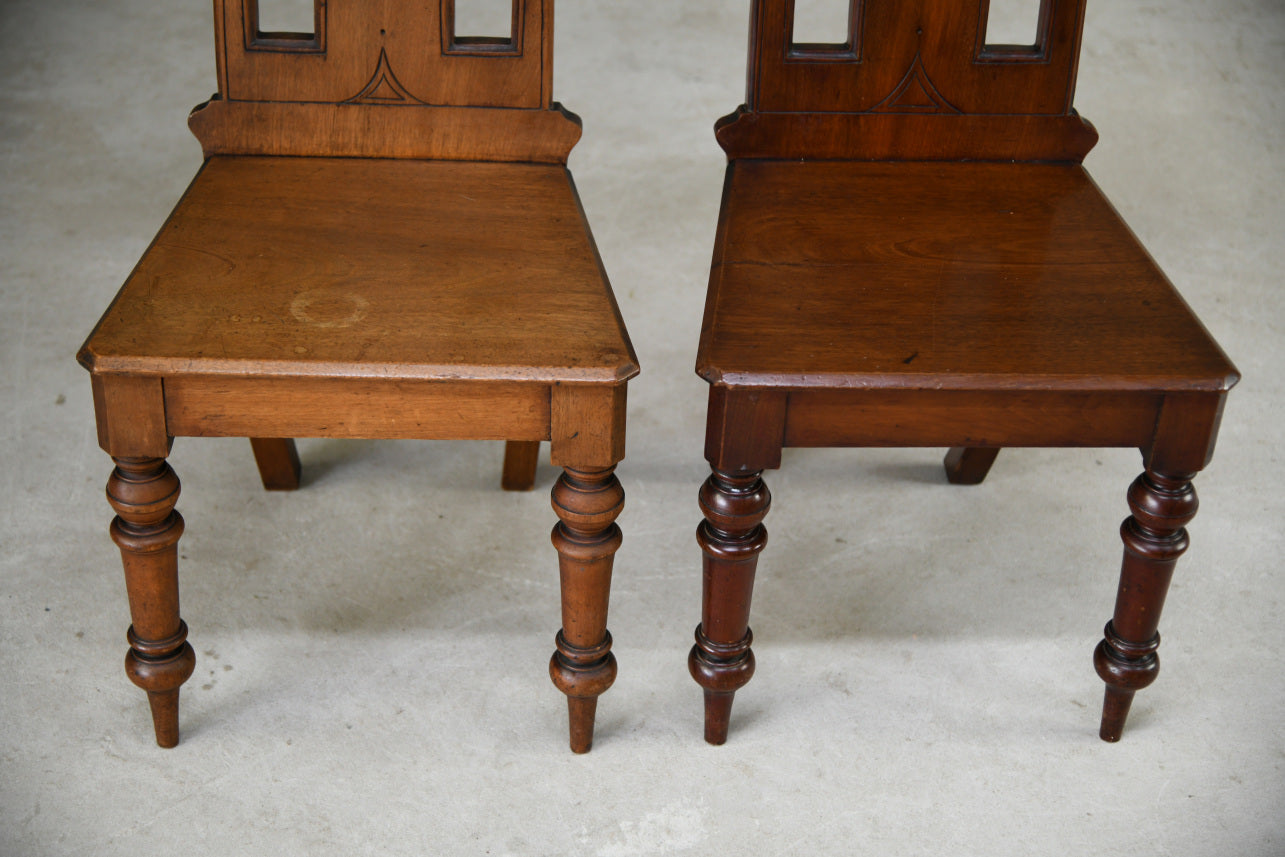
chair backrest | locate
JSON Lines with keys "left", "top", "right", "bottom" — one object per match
{"left": 189, "top": 0, "right": 580, "bottom": 163}
{"left": 717, "top": 0, "right": 1098, "bottom": 161}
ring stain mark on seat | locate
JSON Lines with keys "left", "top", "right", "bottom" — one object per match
{"left": 289, "top": 291, "right": 370, "bottom": 329}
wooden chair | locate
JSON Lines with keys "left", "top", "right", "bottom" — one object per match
{"left": 689, "top": 0, "right": 1238, "bottom": 744}
{"left": 77, "top": 0, "right": 636, "bottom": 753}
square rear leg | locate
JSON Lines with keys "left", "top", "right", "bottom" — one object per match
{"left": 250, "top": 438, "right": 301, "bottom": 491}
{"left": 943, "top": 447, "right": 1000, "bottom": 485}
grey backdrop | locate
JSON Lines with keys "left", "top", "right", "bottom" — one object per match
{"left": 2, "top": 1, "right": 1281, "bottom": 854}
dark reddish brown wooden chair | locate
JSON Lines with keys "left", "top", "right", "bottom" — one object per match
{"left": 689, "top": 0, "right": 1238, "bottom": 744}
{"left": 77, "top": 0, "right": 636, "bottom": 753}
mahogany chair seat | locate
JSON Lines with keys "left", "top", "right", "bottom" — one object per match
{"left": 79, "top": 0, "right": 635, "bottom": 754}
{"left": 701, "top": 161, "right": 1233, "bottom": 394}
{"left": 690, "top": 0, "right": 1238, "bottom": 746}
{"left": 84, "top": 157, "right": 633, "bottom": 391}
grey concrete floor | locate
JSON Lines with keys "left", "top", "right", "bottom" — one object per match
{"left": 2, "top": 1, "right": 1282, "bottom": 854}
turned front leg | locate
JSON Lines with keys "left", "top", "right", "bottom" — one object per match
{"left": 1094, "top": 470, "right": 1198, "bottom": 741}
{"left": 690, "top": 468, "right": 770, "bottom": 745}
{"left": 107, "top": 457, "right": 195, "bottom": 747}
{"left": 549, "top": 466, "right": 623, "bottom": 753}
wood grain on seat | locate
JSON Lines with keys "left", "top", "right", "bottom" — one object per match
{"left": 83, "top": 157, "right": 636, "bottom": 384}
{"left": 700, "top": 161, "right": 1234, "bottom": 392}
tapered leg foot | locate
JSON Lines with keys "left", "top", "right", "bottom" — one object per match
{"left": 108, "top": 457, "right": 195, "bottom": 747}
{"left": 943, "top": 447, "right": 1000, "bottom": 485}
{"left": 250, "top": 438, "right": 301, "bottom": 491}
{"left": 566, "top": 696, "right": 599, "bottom": 755}
{"left": 690, "top": 468, "right": 769, "bottom": 744}
{"left": 144, "top": 689, "right": 185, "bottom": 749}
{"left": 549, "top": 466, "right": 623, "bottom": 753}
{"left": 689, "top": 626, "right": 755, "bottom": 745}
{"left": 1094, "top": 470, "right": 1198, "bottom": 741}
{"left": 1097, "top": 686, "right": 1136, "bottom": 743}
{"left": 125, "top": 625, "right": 195, "bottom": 747}
{"left": 701, "top": 690, "right": 737, "bottom": 746}
{"left": 502, "top": 441, "right": 541, "bottom": 491}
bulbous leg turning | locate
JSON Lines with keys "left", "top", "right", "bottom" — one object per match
{"left": 107, "top": 457, "right": 195, "bottom": 747}
{"left": 549, "top": 466, "right": 623, "bottom": 753}
{"left": 690, "top": 468, "right": 770, "bottom": 745}
{"left": 1094, "top": 469, "right": 1198, "bottom": 742}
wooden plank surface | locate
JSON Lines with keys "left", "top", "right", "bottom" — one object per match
{"left": 80, "top": 157, "right": 638, "bottom": 385}
{"left": 698, "top": 161, "right": 1237, "bottom": 392}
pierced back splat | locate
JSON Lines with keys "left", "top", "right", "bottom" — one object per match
{"left": 720, "top": 0, "right": 1097, "bottom": 161}
{"left": 191, "top": 0, "right": 579, "bottom": 162}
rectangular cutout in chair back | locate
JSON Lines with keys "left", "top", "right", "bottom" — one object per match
{"left": 981, "top": 0, "right": 1049, "bottom": 56}
{"left": 790, "top": 0, "right": 857, "bottom": 54}
{"left": 252, "top": 0, "right": 317, "bottom": 40}
{"left": 447, "top": 0, "right": 519, "bottom": 53}
{"left": 200, "top": 0, "right": 576, "bottom": 161}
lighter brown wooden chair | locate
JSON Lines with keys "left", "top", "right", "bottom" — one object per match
{"left": 78, "top": 0, "right": 636, "bottom": 753}
{"left": 689, "top": 0, "right": 1238, "bottom": 744}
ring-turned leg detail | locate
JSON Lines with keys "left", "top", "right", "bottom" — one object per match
{"left": 690, "top": 468, "right": 770, "bottom": 745}
{"left": 107, "top": 457, "right": 196, "bottom": 748}
{"left": 1094, "top": 469, "right": 1198, "bottom": 742}
{"left": 549, "top": 466, "right": 623, "bottom": 753}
